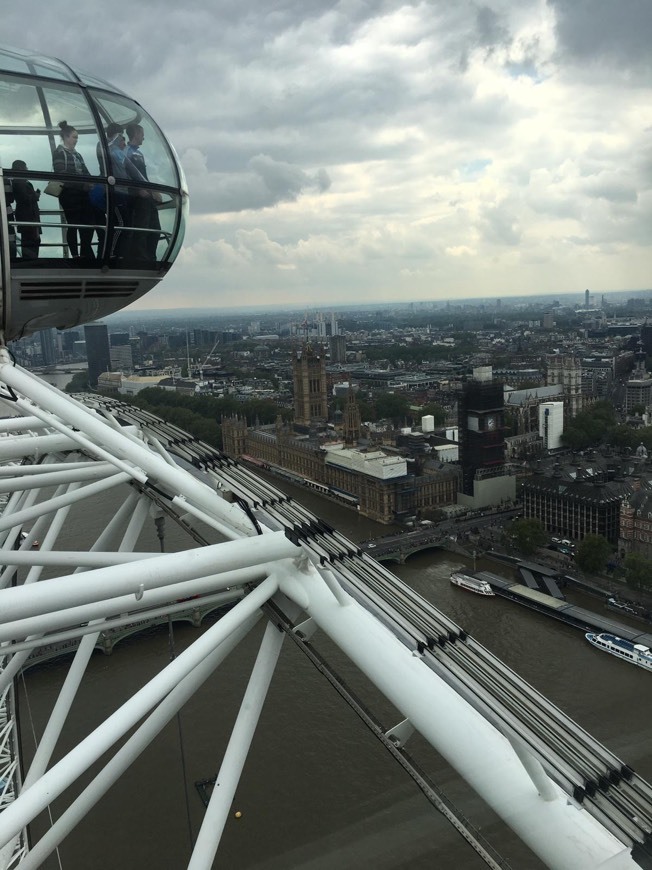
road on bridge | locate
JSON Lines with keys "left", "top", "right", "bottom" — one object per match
{"left": 360, "top": 508, "right": 520, "bottom": 558}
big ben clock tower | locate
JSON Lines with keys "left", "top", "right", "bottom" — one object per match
{"left": 458, "top": 367, "right": 506, "bottom": 497}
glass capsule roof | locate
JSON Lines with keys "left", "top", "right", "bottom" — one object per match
{"left": 0, "top": 44, "right": 128, "bottom": 93}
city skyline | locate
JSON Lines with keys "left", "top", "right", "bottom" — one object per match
{"left": 3, "top": 1, "right": 651, "bottom": 310}
{"left": 101, "top": 286, "right": 651, "bottom": 323}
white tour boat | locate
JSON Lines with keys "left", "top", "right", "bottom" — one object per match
{"left": 585, "top": 632, "right": 652, "bottom": 671}
{"left": 450, "top": 572, "right": 494, "bottom": 596}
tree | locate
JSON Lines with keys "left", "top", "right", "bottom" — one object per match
{"left": 64, "top": 370, "right": 89, "bottom": 392}
{"left": 575, "top": 534, "right": 612, "bottom": 574}
{"left": 506, "top": 518, "right": 547, "bottom": 555}
{"left": 374, "top": 393, "right": 411, "bottom": 426}
{"left": 609, "top": 425, "right": 640, "bottom": 452}
{"left": 624, "top": 552, "right": 652, "bottom": 592}
{"left": 562, "top": 401, "right": 616, "bottom": 450}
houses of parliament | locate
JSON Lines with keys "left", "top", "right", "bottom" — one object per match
{"left": 222, "top": 344, "right": 458, "bottom": 524}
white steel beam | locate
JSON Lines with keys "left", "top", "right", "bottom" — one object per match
{"left": 188, "top": 620, "right": 285, "bottom": 869}
{"left": 0, "top": 459, "right": 112, "bottom": 475}
{"left": 0, "top": 415, "right": 47, "bottom": 432}
{"left": 275, "top": 562, "right": 637, "bottom": 870}
{"left": 0, "top": 472, "right": 132, "bottom": 535}
{"left": 0, "top": 588, "right": 243, "bottom": 655}
{"left": 22, "top": 491, "right": 156, "bottom": 792}
{"left": 0, "top": 551, "right": 160, "bottom": 568}
{"left": 0, "top": 432, "right": 88, "bottom": 462}
{"left": 8, "top": 394, "right": 148, "bottom": 485}
{"left": 0, "top": 563, "right": 267, "bottom": 645}
{"left": 0, "top": 464, "right": 116, "bottom": 492}
{"left": 14, "top": 611, "right": 262, "bottom": 870}
{"left": 0, "top": 576, "right": 279, "bottom": 847}
{"left": 0, "top": 533, "right": 297, "bottom": 629}
{"left": 0, "top": 356, "right": 259, "bottom": 537}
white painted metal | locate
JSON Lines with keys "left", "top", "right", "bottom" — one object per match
{"left": 0, "top": 575, "right": 280, "bottom": 846}
{"left": 275, "top": 562, "right": 635, "bottom": 870}
{"left": 0, "top": 551, "right": 161, "bottom": 568}
{"left": 0, "top": 472, "right": 132, "bottom": 534}
{"left": 0, "top": 360, "right": 644, "bottom": 870}
{"left": 0, "top": 353, "right": 259, "bottom": 537}
{"left": 0, "top": 416, "right": 46, "bottom": 432}
{"left": 0, "top": 463, "right": 116, "bottom": 491}
{"left": 0, "top": 459, "right": 112, "bottom": 474}
{"left": 0, "top": 589, "right": 243, "bottom": 655}
{"left": 16, "top": 611, "right": 262, "bottom": 870}
{"left": 0, "top": 563, "right": 266, "bottom": 644}
{"left": 188, "top": 620, "right": 285, "bottom": 869}
{"left": 0, "top": 534, "right": 297, "bottom": 628}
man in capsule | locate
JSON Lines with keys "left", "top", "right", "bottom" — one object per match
{"left": 125, "top": 123, "right": 161, "bottom": 262}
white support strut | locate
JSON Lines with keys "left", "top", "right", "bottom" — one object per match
{"left": 275, "top": 563, "right": 637, "bottom": 870}
{"left": 188, "top": 619, "right": 285, "bottom": 869}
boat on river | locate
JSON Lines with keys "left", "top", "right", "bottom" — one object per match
{"left": 450, "top": 572, "right": 494, "bottom": 596}
{"left": 585, "top": 632, "right": 652, "bottom": 671}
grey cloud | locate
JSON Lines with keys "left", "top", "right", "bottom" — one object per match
{"left": 584, "top": 180, "right": 638, "bottom": 204}
{"left": 549, "top": 0, "right": 652, "bottom": 73}
{"left": 475, "top": 5, "right": 510, "bottom": 49}
{"left": 184, "top": 151, "right": 331, "bottom": 213}
{"left": 459, "top": 3, "right": 512, "bottom": 71}
{"left": 480, "top": 202, "right": 522, "bottom": 246}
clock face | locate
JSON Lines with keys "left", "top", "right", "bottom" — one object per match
{"left": 486, "top": 416, "right": 496, "bottom": 430}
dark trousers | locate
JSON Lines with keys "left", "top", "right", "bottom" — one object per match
{"left": 130, "top": 196, "right": 161, "bottom": 262}
{"left": 60, "top": 188, "right": 95, "bottom": 259}
{"left": 19, "top": 231, "right": 40, "bottom": 259}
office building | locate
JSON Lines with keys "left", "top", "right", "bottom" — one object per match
{"left": 38, "top": 328, "right": 57, "bottom": 366}
{"left": 329, "top": 334, "right": 347, "bottom": 364}
{"left": 539, "top": 402, "right": 564, "bottom": 450}
{"left": 84, "top": 322, "right": 111, "bottom": 388}
{"left": 109, "top": 344, "right": 134, "bottom": 373}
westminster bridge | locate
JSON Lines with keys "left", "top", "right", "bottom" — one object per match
{"left": 359, "top": 508, "right": 520, "bottom": 563}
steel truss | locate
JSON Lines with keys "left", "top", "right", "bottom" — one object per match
{"left": 0, "top": 351, "right": 643, "bottom": 869}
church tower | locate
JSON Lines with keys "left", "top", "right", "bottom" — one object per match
{"left": 343, "top": 387, "right": 361, "bottom": 445}
{"left": 221, "top": 415, "right": 247, "bottom": 458}
{"left": 292, "top": 343, "right": 328, "bottom": 429}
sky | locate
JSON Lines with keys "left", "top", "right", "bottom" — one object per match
{"left": 2, "top": 1, "right": 651, "bottom": 311}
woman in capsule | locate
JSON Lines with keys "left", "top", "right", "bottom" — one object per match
{"left": 52, "top": 120, "right": 96, "bottom": 260}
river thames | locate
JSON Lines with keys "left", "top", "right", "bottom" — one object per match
{"left": 19, "top": 473, "right": 652, "bottom": 870}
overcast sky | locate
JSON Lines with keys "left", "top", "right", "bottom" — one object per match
{"left": 3, "top": 1, "right": 651, "bottom": 311}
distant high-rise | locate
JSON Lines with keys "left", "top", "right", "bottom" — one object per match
{"left": 585, "top": 289, "right": 590, "bottom": 309}
{"left": 38, "top": 328, "right": 57, "bottom": 366}
{"left": 539, "top": 402, "right": 564, "bottom": 450}
{"left": 109, "top": 332, "right": 130, "bottom": 347}
{"left": 109, "top": 344, "right": 134, "bottom": 373}
{"left": 60, "top": 330, "right": 80, "bottom": 356}
{"left": 84, "top": 322, "right": 111, "bottom": 388}
{"left": 329, "top": 334, "right": 347, "bottom": 364}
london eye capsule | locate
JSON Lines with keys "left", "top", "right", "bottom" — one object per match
{"left": 0, "top": 45, "right": 188, "bottom": 342}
